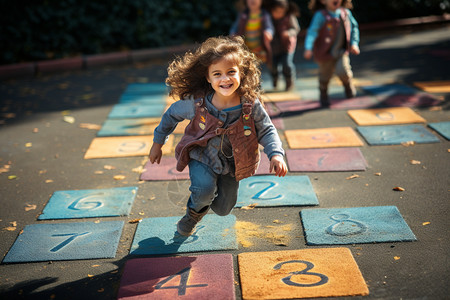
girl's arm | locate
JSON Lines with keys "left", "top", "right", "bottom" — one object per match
{"left": 149, "top": 99, "right": 195, "bottom": 164}
{"left": 347, "top": 9, "right": 360, "bottom": 55}
{"left": 252, "top": 100, "right": 287, "bottom": 176}
{"left": 304, "top": 11, "right": 325, "bottom": 51}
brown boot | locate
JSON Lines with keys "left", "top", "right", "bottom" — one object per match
{"left": 176, "top": 206, "right": 209, "bottom": 236}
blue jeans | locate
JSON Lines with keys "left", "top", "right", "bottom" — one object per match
{"left": 187, "top": 159, "right": 239, "bottom": 216}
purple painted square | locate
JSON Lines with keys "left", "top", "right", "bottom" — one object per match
{"left": 274, "top": 100, "right": 320, "bottom": 113}
{"left": 117, "top": 254, "right": 235, "bottom": 300}
{"left": 286, "top": 148, "right": 368, "bottom": 172}
{"left": 379, "top": 93, "right": 442, "bottom": 107}
{"left": 329, "top": 96, "right": 381, "bottom": 110}
{"left": 140, "top": 157, "right": 190, "bottom": 181}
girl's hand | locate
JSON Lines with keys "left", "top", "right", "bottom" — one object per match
{"left": 304, "top": 50, "right": 313, "bottom": 60}
{"left": 269, "top": 155, "right": 288, "bottom": 177}
{"left": 148, "top": 142, "right": 163, "bottom": 164}
{"left": 350, "top": 45, "right": 360, "bottom": 55}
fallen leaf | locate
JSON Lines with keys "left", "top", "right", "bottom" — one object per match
{"left": 63, "top": 116, "right": 75, "bottom": 124}
{"left": 346, "top": 174, "right": 360, "bottom": 180}
{"left": 393, "top": 186, "right": 405, "bottom": 191}
{"left": 33, "top": 128, "right": 39, "bottom": 133}
{"left": 25, "top": 142, "right": 32, "bottom": 148}
{"left": 45, "top": 179, "right": 54, "bottom": 183}
{"left": 87, "top": 274, "right": 94, "bottom": 278}
{"left": 374, "top": 172, "right": 381, "bottom": 176}
{"left": 0, "top": 167, "right": 9, "bottom": 174}
{"left": 138, "top": 212, "right": 145, "bottom": 216}
{"left": 394, "top": 256, "right": 400, "bottom": 260}
{"left": 422, "top": 222, "right": 431, "bottom": 226}
{"left": 4, "top": 221, "right": 17, "bottom": 231}
{"left": 273, "top": 220, "right": 282, "bottom": 224}
{"left": 104, "top": 165, "right": 116, "bottom": 170}
{"left": 94, "top": 170, "right": 104, "bottom": 174}
{"left": 241, "top": 203, "right": 258, "bottom": 210}
{"left": 113, "top": 175, "right": 126, "bottom": 180}
{"left": 410, "top": 160, "right": 421, "bottom": 165}
{"left": 8, "top": 175, "right": 17, "bottom": 180}
{"left": 401, "top": 141, "right": 415, "bottom": 147}
{"left": 25, "top": 204, "right": 37, "bottom": 211}
{"left": 79, "top": 123, "right": 101, "bottom": 130}
{"left": 128, "top": 218, "right": 142, "bottom": 224}
{"left": 132, "top": 166, "right": 144, "bottom": 173}
{"left": 91, "top": 265, "right": 100, "bottom": 268}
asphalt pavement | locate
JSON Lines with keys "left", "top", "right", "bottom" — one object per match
{"left": 0, "top": 24, "right": 449, "bottom": 300}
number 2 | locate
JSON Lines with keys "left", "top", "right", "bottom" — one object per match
{"left": 249, "top": 181, "right": 282, "bottom": 200}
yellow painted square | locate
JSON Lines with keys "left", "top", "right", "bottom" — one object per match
{"left": 414, "top": 80, "right": 450, "bottom": 93}
{"left": 348, "top": 107, "right": 426, "bottom": 126}
{"left": 284, "top": 127, "right": 364, "bottom": 149}
{"left": 262, "top": 91, "right": 302, "bottom": 102}
{"left": 238, "top": 248, "right": 369, "bottom": 299}
{"left": 84, "top": 135, "right": 174, "bottom": 159}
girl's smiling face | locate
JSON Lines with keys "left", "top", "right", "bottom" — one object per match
{"left": 206, "top": 55, "right": 241, "bottom": 100}
{"left": 321, "top": 0, "right": 342, "bottom": 11}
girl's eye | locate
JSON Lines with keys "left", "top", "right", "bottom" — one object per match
{"left": 213, "top": 72, "right": 221, "bottom": 77}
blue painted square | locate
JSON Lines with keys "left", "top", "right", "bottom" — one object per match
{"left": 236, "top": 175, "right": 319, "bottom": 207}
{"left": 428, "top": 121, "right": 450, "bottom": 140}
{"left": 357, "top": 124, "right": 440, "bottom": 145}
{"left": 300, "top": 206, "right": 417, "bottom": 245}
{"left": 108, "top": 104, "right": 166, "bottom": 119}
{"left": 124, "top": 83, "right": 168, "bottom": 94}
{"left": 97, "top": 119, "right": 159, "bottom": 136}
{"left": 3, "top": 221, "right": 124, "bottom": 263}
{"left": 119, "top": 94, "right": 167, "bottom": 105}
{"left": 38, "top": 187, "right": 138, "bottom": 220}
{"left": 130, "top": 215, "right": 237, "bottom": 255}
{"left": 361, "top": 84, "right": 419, "bottom": 96}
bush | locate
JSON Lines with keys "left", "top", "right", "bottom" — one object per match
{"left": 0, "top": 0, "right": 449, "bottom": 64}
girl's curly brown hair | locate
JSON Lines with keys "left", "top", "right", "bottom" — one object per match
{"left": 308, "top": 0, "right": 353, "bottom": 12}
{"left": 166, "top": 35, "right": 262, "bottom": 103}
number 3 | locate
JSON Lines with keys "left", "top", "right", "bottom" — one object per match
{"left": 273, "top": 260, "right": 329, "bottom": 287}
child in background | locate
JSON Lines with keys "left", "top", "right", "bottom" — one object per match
{"left": 229, "top": 0, "right": 274, "bottom": 65}
{"left": 149, "top": 36, "right": 287, "bottom": 237}
{"left": 304, "top": 0, "right": 360, "bottom": 107}
{"left": 269, "top": 0, "right": 300, "bottom": 91}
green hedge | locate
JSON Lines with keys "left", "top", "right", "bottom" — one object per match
{"left": 0, "top": 0, "right": 448, "bottom": 65}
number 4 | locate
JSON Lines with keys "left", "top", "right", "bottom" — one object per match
{"left": 155, "top": 267, "right": 208, "bottom": 295}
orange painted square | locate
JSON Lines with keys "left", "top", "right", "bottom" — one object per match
{"left": 238, "top": 248, "right": 369, "bottom": 299}
{"left": 284, "top": 127, "right": 364, "bottom": 149}
{"left": 348, "top": 107, "right": 426, "bottom": 126}
{"left": 262, "top": 91, "right": 302, "bottom": 102}
{"left": 84, "top": 135, "right": 174, "bottom": 159}
{"left": 414, "top": 80, "right": 450, "bottom": 93}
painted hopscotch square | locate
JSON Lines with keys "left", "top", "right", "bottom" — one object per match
{"left": 117, "top": 254, "right": 235, "bottom": 300}
{"left": 107, "top": 103, "right": 167, "bottom": 119}
{"left": 361, "top": 83, "right": 419, "bottom": 96}
{"left": 428, "top": 121, "right": 450, "bottom": 140}
{"left": 238, "top": 248, "right": 369, "bottom": 299}
{"left": 261, "top": 91, "right": 302, "bottom": 102}
{"left": 414, "top": 80, "right": 450, "bottom": 93}
{"left": 124, "top": 83, "right": 168, "bottom": 94}
{"left": 286, "top": 148, "right": 367, "bottom": 172}
{"left": 38, "top": 187, "right": 138, "bottom": 220}
{"left": 379, "top": 93, "right": 442, "bottom": 107}
{"left": 84, "top": 135, "right": 174, "bottom": 159}
{"left": 236, "top": 175, "right": 318, "bottom": 208}
{"left": 2, "top": 221, "right": 124, "bottom": 263}
{"left": 329, "top": 96, "right": 381, "bottom": 110}
{"left": 97, "top": 118, "right": 188, "bottom": 137}
{"left": 300, "top": 206, "right": 417, "bottom": 245}
{"left": 347, "top": 107, "right": 426, "bottom": 126}
{"left": 284, "top": 127, "right": 364, "bottom": 149}
{"left": 119, "top": 94, "right": 168, "bottom": 104}
{"left": 140, "top": 157, "right": 190, "bottom": 181}
{"left": 356, "top": 125, "right": 440, "bottom": 145}
{"left": 130, "top": 215, "right": 237, "bottom": 255}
